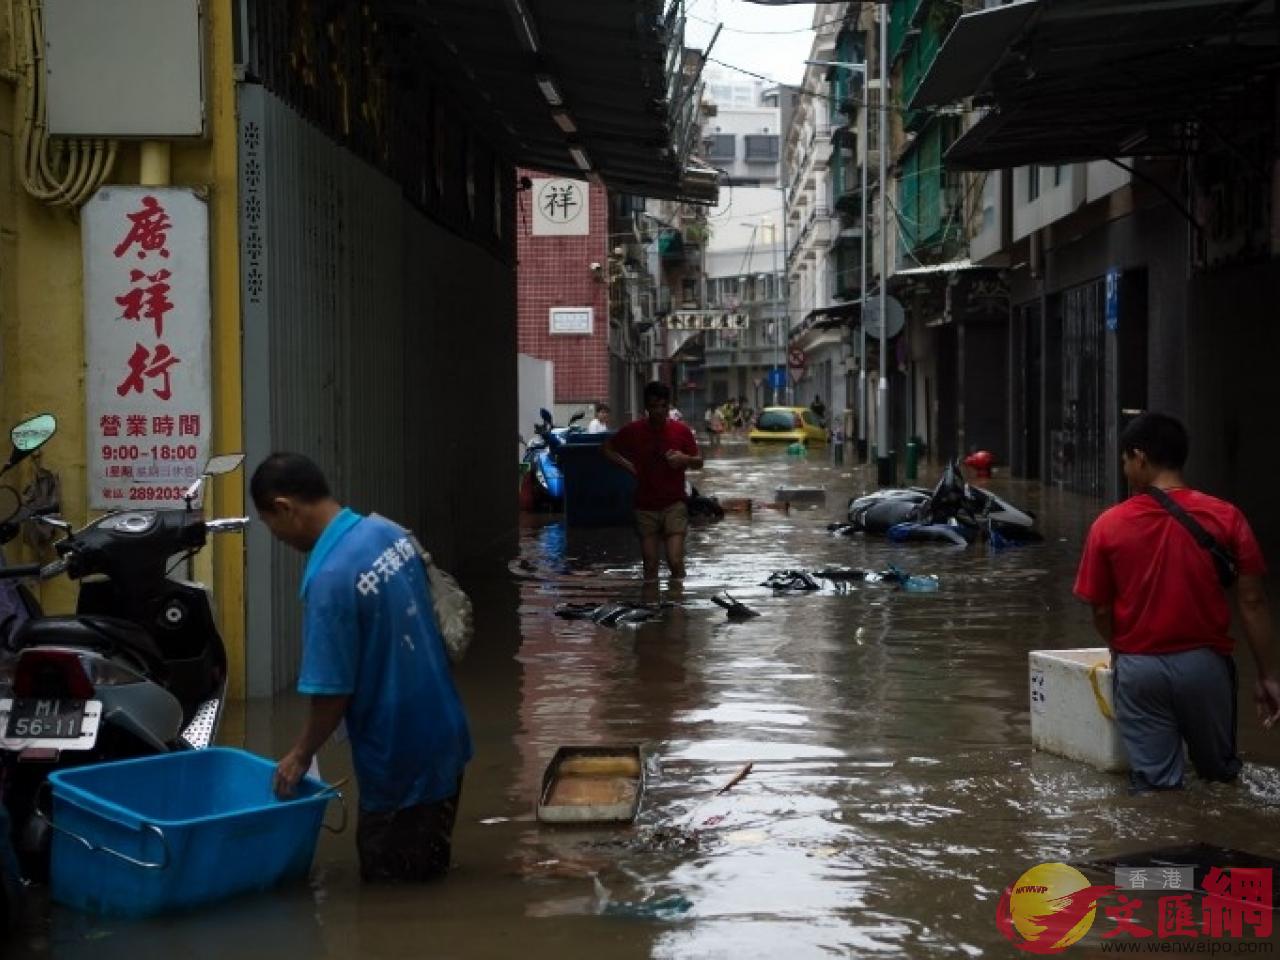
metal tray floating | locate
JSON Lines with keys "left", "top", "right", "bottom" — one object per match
{"left": 536, "top": 745, "right": 644, "bottom": 824}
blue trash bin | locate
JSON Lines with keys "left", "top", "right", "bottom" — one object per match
{"left": 558, "top": 432, "right": 636, "bottom": 527}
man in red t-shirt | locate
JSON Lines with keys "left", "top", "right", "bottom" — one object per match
{"left": 603, "top": 381, "right": 703, "bottom": 583}
{"left": 1074, "top": 412, "right": 1280, "bottom": 791}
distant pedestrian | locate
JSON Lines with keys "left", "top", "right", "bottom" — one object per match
{"left": 603, "top": 381, "right": 704, "bottom": 582}
{"left": 252, "top": 452, "right": 472, "bottom": 882}
{"left": 810, "top": 394, "right": 826, "bottom": 425}
{"left": 587, "top": 404, "right": 611, "bottom": 434}
{"left": 704, "top": 405, "right": 725, "bottom": 449}
{"left": 1074, "top": 412, "right": 1280, "bottom": 792}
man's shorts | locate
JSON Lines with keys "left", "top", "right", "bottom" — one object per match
{"left": 356, "top": 781, "right": 462, "bottom": 882}
{"left": 635, "top": 501, "right": 689, "bottom": 538}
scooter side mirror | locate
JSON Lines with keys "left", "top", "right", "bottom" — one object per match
{"left": 182, "top": 453, "right": 246, "bottom": 508}
{"left": 539, "top": 408, "right": 554, "bottom": 426}
{"left": 568, "top": 412, "right": 585, "bottom": 426}
{"left": 0, "top": 413, "right": 57, "bottom": 477}
{"left": 203, "top": 453, "right": 245, "bottom": 476}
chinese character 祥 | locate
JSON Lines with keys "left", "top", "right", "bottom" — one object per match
{"left": 126, "top": 414, "right": 148, "bottom": 437}
{"left": 1202, "top": 867, "right": 1272, "bottom": 939}
{"left": 116, "top": 343, "right": 180, "bottom": 401}
{"left": 1104, "top": 895, "right": 1154, "bottom": 939}
{"left": 113, "top": 195, "right": 172, "bottom": 260}
{"left": 152, "top": 415, "right": 175, "bottom": 437}
{"left": 541, "top": 184, "right": 579, "bottom": 222}
{"left": 178, "top": 414, "right": 201, "bottom": 437}
{"left": 1157, "top": 895, "right": 1199, "bottom": 938}
{"left": 100, "top": 414, "right": 122, "bottom": 438}
{"left": 396, "top": 538, "right": 416, "bottom": 562}
{"left": 115, "top": 268, "right": 174, "bottom": 337}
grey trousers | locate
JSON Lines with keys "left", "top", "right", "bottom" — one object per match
{"left": 1113, "top": 648, "right": 1241, "bottom": 792}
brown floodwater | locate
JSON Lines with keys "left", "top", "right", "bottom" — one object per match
{"left": 10, "top": 446, "right": 1280, "bottom": 958}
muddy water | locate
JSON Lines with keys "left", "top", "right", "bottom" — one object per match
{"left": 12, "top": 448, "right": 1280, "bottom": 958}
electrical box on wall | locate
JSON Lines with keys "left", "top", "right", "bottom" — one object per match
{"left": 43, "top": 0, "right": 204, "bottom": 138}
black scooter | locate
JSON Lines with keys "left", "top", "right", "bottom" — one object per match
{"left": 0, "top": 444, "right": 247, "bottom": 878}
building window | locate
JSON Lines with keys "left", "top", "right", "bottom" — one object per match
{"left": 1027, "top": 165, "right": 1040, "bottom": 202}
{"left": 705, "top": 134, "right": 735, "bottom": 163}
{"left": 744, "top": 135, "right": 779, "bottom": 162}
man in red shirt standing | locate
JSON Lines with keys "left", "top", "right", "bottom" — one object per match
{"left": 603, "top": 381, "right": 704, "bottom": 583}
{"left": 1074, "top": 412, "right": 1280, "bottom": 791}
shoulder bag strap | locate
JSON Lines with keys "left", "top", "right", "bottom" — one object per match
{"left": 1145, "top": 486, "right": 1237, "bottom": 586}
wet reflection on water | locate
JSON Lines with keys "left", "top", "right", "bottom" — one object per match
{"left": 11, "top": 448, "right": 1280, "bottom": 958}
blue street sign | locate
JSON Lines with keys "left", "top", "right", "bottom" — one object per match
{"left": 767, "top": 366, "right": 786, "bottom": 391}
{"left": 1105, "top": 269, "right": 1120, "bottom": 332}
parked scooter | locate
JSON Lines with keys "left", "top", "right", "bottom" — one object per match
{"left": 519, "top": 408, "right": 584, "bottom": 510}
{"left": 843, "top": 458, "right": 1040, "bottom": 544}
{"left": 0, "top": 444, "right": 248, "bottom": 878}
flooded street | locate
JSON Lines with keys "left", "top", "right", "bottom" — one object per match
{"left": 13, "top": 447, "right": 1280, "bottom": 958}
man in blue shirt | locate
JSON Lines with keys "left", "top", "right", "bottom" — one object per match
{"left": 251, "top": 453, "right": 472, "bottom": 882}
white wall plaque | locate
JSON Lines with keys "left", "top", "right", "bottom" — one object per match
{"left": 549, "top": 307, "right": 593, "bottom": 335}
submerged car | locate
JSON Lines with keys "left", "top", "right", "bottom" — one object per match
{"left": 749, "top": 407, "right": 827, "bottom": 445}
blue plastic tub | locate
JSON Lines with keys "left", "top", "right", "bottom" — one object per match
{"left": 48, "top": 748, "right": 337, "bottom": 918}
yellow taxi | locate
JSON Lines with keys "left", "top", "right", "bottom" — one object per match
{"left": 748, "top": 406, "right": 828, "bottom": 445}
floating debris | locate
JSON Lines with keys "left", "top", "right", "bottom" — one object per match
{"left": 554, "top": 601, "right": 666, "bottom": 627}
{"left": 711, "top": 592, "right": 760, "bottom": 620}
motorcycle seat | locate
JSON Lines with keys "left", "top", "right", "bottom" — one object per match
{"left": 8, "top": 615, "right": 167, "bottom": 677}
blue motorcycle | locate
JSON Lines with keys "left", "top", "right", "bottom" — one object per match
{"left": 520, "top": 409, "right": 583, "bottom": 510}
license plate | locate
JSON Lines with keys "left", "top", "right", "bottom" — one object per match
{"left": 5, "top": 698, "right": 86, "bottom": 739}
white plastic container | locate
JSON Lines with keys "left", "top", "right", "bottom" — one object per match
{"left": 1029, "top": 648, "right": 1129, "bottom": 773}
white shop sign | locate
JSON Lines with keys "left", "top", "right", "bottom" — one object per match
{"left": 550, "top": 307, "right": 593, "bottom": 335}
{"left": 531, "top": 178, "right": 589, "bottom": 236}
{"left": 83, "top": 187, "right": 212, "bottom": 509}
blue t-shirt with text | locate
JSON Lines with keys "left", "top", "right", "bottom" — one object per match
{"left": 299, "top": 510, "right": 472, "bottom": 812}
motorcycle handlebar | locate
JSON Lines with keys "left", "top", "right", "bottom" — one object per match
{"left": 205, "top": 517, "right": 250, "bottom": 533}
{"left": 0, "top": 563, "right": 44, "bottom": 579}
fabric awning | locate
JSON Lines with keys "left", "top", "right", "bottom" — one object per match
{"left": 909, "top": 0, "right": 1280, "bottom": 170}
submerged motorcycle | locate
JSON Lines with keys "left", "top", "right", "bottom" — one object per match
{"left": 0, "top": 434, "right": 247, "bottom": 877}
{"left": 843, "top": 458, "right": 1040, "bottom": 545}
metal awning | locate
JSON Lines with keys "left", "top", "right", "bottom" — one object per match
{"left": 910, "top": 0, "right": 1280, "bottom": 170}
{"left": 793, "top": 301, "right": 861, "bottom": 339}
{"left": 386, "top": 0, "right": 718, "bottom": 202}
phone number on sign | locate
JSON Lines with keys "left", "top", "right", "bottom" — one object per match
{"left": 101, "top": 444, "right": 200, "bottom": 461}
{"left": 126, "top": 486, "right": 188, "bottom": 501}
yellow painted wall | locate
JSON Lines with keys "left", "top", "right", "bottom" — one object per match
{"left": 0, "top": 1, "right": 245, "bottom": 697}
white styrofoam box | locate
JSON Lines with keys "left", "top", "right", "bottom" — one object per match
{"left": 1029, "top": 648, "right": 1129, "bottom": 773}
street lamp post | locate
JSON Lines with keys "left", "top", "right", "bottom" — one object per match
{"left": 806, "top": 55, "right": 869, "bottom": 462}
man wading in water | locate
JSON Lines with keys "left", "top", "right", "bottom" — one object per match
{"left": 604, "top": 381, "right": 704, "bottom": 585}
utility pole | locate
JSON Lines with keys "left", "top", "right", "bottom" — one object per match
{"left": 875, "top": 2, "right": 892, "bottom": 485}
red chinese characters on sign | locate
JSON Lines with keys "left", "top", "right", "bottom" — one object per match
{"left": 115, "top": 268, "right": 174, "bottom": 337}
{"left": 116, "top": 343, "right": 180, "bottom": 401}
{"left": 113, "top": 195, "right": 171, "bottom": 260}
{"left": 112, "top": 197, "right": 181, "bottom": 403}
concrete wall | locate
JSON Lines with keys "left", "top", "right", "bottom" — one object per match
{"left": 517, "top": 353, "right": 555, "bottom": 454}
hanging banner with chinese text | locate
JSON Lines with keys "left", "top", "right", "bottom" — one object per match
{"left": 83, "top": 187, "right": 211, "bottom": 509}
{"left": 531, "top": 178, "right": 590, "bottom": 236}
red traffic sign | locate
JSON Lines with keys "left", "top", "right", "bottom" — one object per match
{"left": 788, "top": 348, "right": 807, "bottom": 370}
